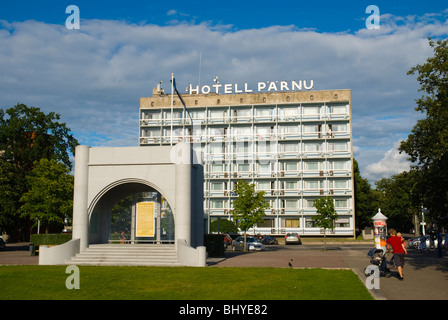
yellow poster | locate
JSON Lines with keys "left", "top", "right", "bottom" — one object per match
{"left": 136, "top": 202, "right": 155, "bottom": 237}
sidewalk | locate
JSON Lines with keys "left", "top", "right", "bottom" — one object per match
{"left": 209, "top": 245, "right": 448, "bottom": 300}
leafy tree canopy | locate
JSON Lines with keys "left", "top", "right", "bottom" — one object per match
{"left": 19, "top": 159, "right": 74, "bottom": 231}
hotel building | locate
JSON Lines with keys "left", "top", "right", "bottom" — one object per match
{"left": 139, "top": 82, "right": 355, "bottom": 237}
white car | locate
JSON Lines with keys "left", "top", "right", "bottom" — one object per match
{"left": 285, "top": 233, "right": 302, "bottom": 245}
{"left": 232, "top": 236, "right": 265, "bottom": 251}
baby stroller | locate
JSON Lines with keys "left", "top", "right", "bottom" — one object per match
{"left": 364, "top": 248, "right": 392, "bottom": 278}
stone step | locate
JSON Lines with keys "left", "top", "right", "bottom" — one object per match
{"left": 65, "top": 244, "right": 180, "bottom": 266}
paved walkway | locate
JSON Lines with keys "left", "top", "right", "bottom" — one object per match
{"left": 209, "top": 244, "right": 448, "bottom": 300}
{"left": 1, "top": 242, "right": 447, "bottom": 300}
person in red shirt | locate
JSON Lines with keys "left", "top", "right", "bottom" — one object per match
{"left": 386, "top": 228, "right": 406, "bottom": 280}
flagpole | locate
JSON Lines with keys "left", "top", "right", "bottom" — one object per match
{"left": 170, "top": 73, "right": 174, "bottom": 146}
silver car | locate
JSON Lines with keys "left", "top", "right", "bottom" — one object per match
{"left": 285, "top": 233, "right": 302, "bottom": 245}
{"left": 232, "top": 236, "right": 265, "bottom": 251}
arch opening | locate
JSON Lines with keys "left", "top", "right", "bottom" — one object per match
{"left": 89, "top": 182, "right": 174, "bottom": 245}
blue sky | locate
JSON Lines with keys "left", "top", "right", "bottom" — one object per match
{"left": 2, "top": 1, "right": 446, "bottom": 31}
{"left": 1, "top": 1, "right": 448, "bottom": 183}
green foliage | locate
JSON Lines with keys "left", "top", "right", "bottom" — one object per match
{"left": 30, "top": 233, "right": 72, "bottom": 246}
{"left": 399, "top": 38, "right": 448, "bottom": 226}
{"left": 209, "top": 218, "right": 238, "bottom": 233}
{"left": 231, "top": 180, "right": 270, "bottom": 233}
{"left": 0, "top": 160, "right": 26, "bottom": 235}
{"left": 0, "top": 104, "right": 78, "bottom": 238}
{"left": 230, "top": 180, "right": 270, "bottom": 251}
{"left": 312, "top": 196, "right": 338, "bottom": 230}
{"left": 353, "top": 159, "right": 378, "bottom": 230}
{"left": 0, "top": 104, "right": 78, "bottom": 171}
{"left": 313, "top": 196, "right": 338, "bottom": 250}
{"left": 374, "top": 170, "right": 422, "bottom": 231}
{"left": 19, "top": 158, "right": 74, "bottom": 231}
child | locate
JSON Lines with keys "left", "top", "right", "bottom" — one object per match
{"left": 397, "top": 232, "right": 408, "bottom": 254}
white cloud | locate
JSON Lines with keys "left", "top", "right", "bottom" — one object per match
{"left": 0, "top": 12, "right": 446, "bottom": 176}
{"left": 364, "top": 141, "right": 411, "bottom": 183}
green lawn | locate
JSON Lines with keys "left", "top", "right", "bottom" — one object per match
{"left": 0, "top": 265, "right": 373, "bottom": 300}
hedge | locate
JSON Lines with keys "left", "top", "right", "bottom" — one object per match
{"left": 30, "top": 234, "right": 72, "bottom": 246}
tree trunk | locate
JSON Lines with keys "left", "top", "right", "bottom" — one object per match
{"left": 243, "top": 230, "right": 247, "bottom": 252}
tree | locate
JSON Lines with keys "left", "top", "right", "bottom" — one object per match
{"left": 0, "top": 160, "right": 26, "bottom": 238}
{"left": 0, "top": 104, "right": 78, "bottom": 171}
{"left": 353, "top": 159, "right": 378, "bottom": 231}
{"left": 230, "top": 180, "right": 270, "bottom": 251}
{"left": 0, "top": 104, "right": 78, "bottom": 238}
{"left": 19, "top": 159, "right": 74, "bottom": 232}
{"left": 210, "top": 218, "right": 239, "bottom": 234}
{"left": 399, "top": 38, "right": 448, "bottom": 228}
{"left": 313, "top": 196, "right": 338, "bottom": 250}
{"left": 374, "top": 170, "right": 421, "bottom": 232}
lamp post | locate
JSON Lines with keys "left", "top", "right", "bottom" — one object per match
{"left": 372, "top": 208, "right": 388, "bottom": 252}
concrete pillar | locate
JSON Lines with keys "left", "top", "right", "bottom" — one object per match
{"left": 174, "top": 143, "right": 192, "bottom": 245}
{"left": 72, "top": 145, "right": 90, "bottom": 250}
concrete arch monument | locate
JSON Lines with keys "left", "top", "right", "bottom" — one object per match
{"left": 39, "top": 142, "right": 206, "bottom": 266}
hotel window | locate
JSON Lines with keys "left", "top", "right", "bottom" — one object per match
{"left": 210, "top": 127, "right": 227, "bottom": 140}
{"left": 211, "top": 200, "right": 225, "bottom": 209}
{"left": 190, "top": 109, "right": 205, "bottom": 120}
{"left": 305, "top": 218, "right": 316, "bottom": 228}
{"left": 142, "top": 111, "right": 161, "bottom": 120}
{"left": 281, "top": 199, "right": 298, "bottom": 209}
{"left": 283, "top": 161, "right": 298, "bottom": 171}
{"left": 235, "top": 142, "right": 250, "bottom": 154}
{"left": 211, "top": 182, "right": 225, "bottom": 191}
{"left": 280, "top": 125, "right": 299, "bottom": 136}
{"left": 283, "top": 218, "right": 300, "bottom": 228}
{"left": 210, "top": 142, "right": 225, "bottom": 154}
{"left": 328, "top": 123, "right": 346, "bottom": 134}
{"left": 210, "top": 109, "right": 227, "bottom": 120}
{"left": 329, "top": 141, "right": 348, "bottom": 152}
{"left": 302, "top": 106, "right": 319, "bottom": 117}
{"left": 305, "top": 180, "right": 320, "bottom": 190}
{"left": 235, "top": 126, "right": 251, "bottom": 138}
{"left": 257, "top": 218, "right": 274, "bottom": 228}
{"left": 258, "top": 163, "right": 271, "bottom": 173}
{"left": 255, "top": 107, "right": 274, "bottom": 120}
{"left": 279, "top": 106, "right": 298, "bottom": 119}
{"left": 330, "top": 180, "right": 347, "bottom": 189}
{"left": 285, "top": 181, "right": 298, "bottom": 190}
{"left": 238, "top": 163, "right": 250, "bottom": 172}
{"left": 142, "top": 128, "right": 160, "bottom": 137}
{"left": 281, "top": 143, "right": 298, "bottom": 152}
{"left": 304, "top": 142, "right": 322, "bottom": 152}
{"left": 257, "top": 181, "right": 270, "bottom": 191}
{"left": 304, "top": 161, "right": 319, "bottom": 171}
{"left": 329, "top": 104, "right": 346, "bottom": 115}
{"left": 306, "top": 199, "right": 316, "bottom": 208}
{"left": 335, "top": 218, "right": 350, "bottom": 228}
{"left": 335, "top": 199, "right": 348, "bottom": 208}
{"left": 330, "top": 160, "right": 347, "bottom": 171}
{"left": 233, "top": 108, "right": 251, "bottom": 121}
{"left": 303, "top": 124, "right": 321, "bottom": 136}
{"left": 211, "top": 164, "right": 227, "bottom": 173}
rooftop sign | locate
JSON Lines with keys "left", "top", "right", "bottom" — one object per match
{"left": 188, "top": 80, "right": 314, "bottom": 95}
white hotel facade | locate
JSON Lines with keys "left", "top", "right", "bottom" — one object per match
{"left": 139, "top": 81, "right": 355, "bottom": 237}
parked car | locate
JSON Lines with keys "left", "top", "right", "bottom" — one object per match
{"left": 285, "top": 233, "right": 302, "bottom": 245}
{"left": 408, "top": 235, "right": 445, "bottom": 249}
{"left": 232, "top": 236, "right": 265, "bottom": 251}
{"left": 0, "top": 237, "right": 5, "bottom": 251}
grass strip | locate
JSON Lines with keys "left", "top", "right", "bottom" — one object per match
{"left": 0, "top": 265, "right": 373, "bottom": 300}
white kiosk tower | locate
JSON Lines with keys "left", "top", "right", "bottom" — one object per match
{"left": 372, "top": 209, "right": 388, "bottom": 252}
